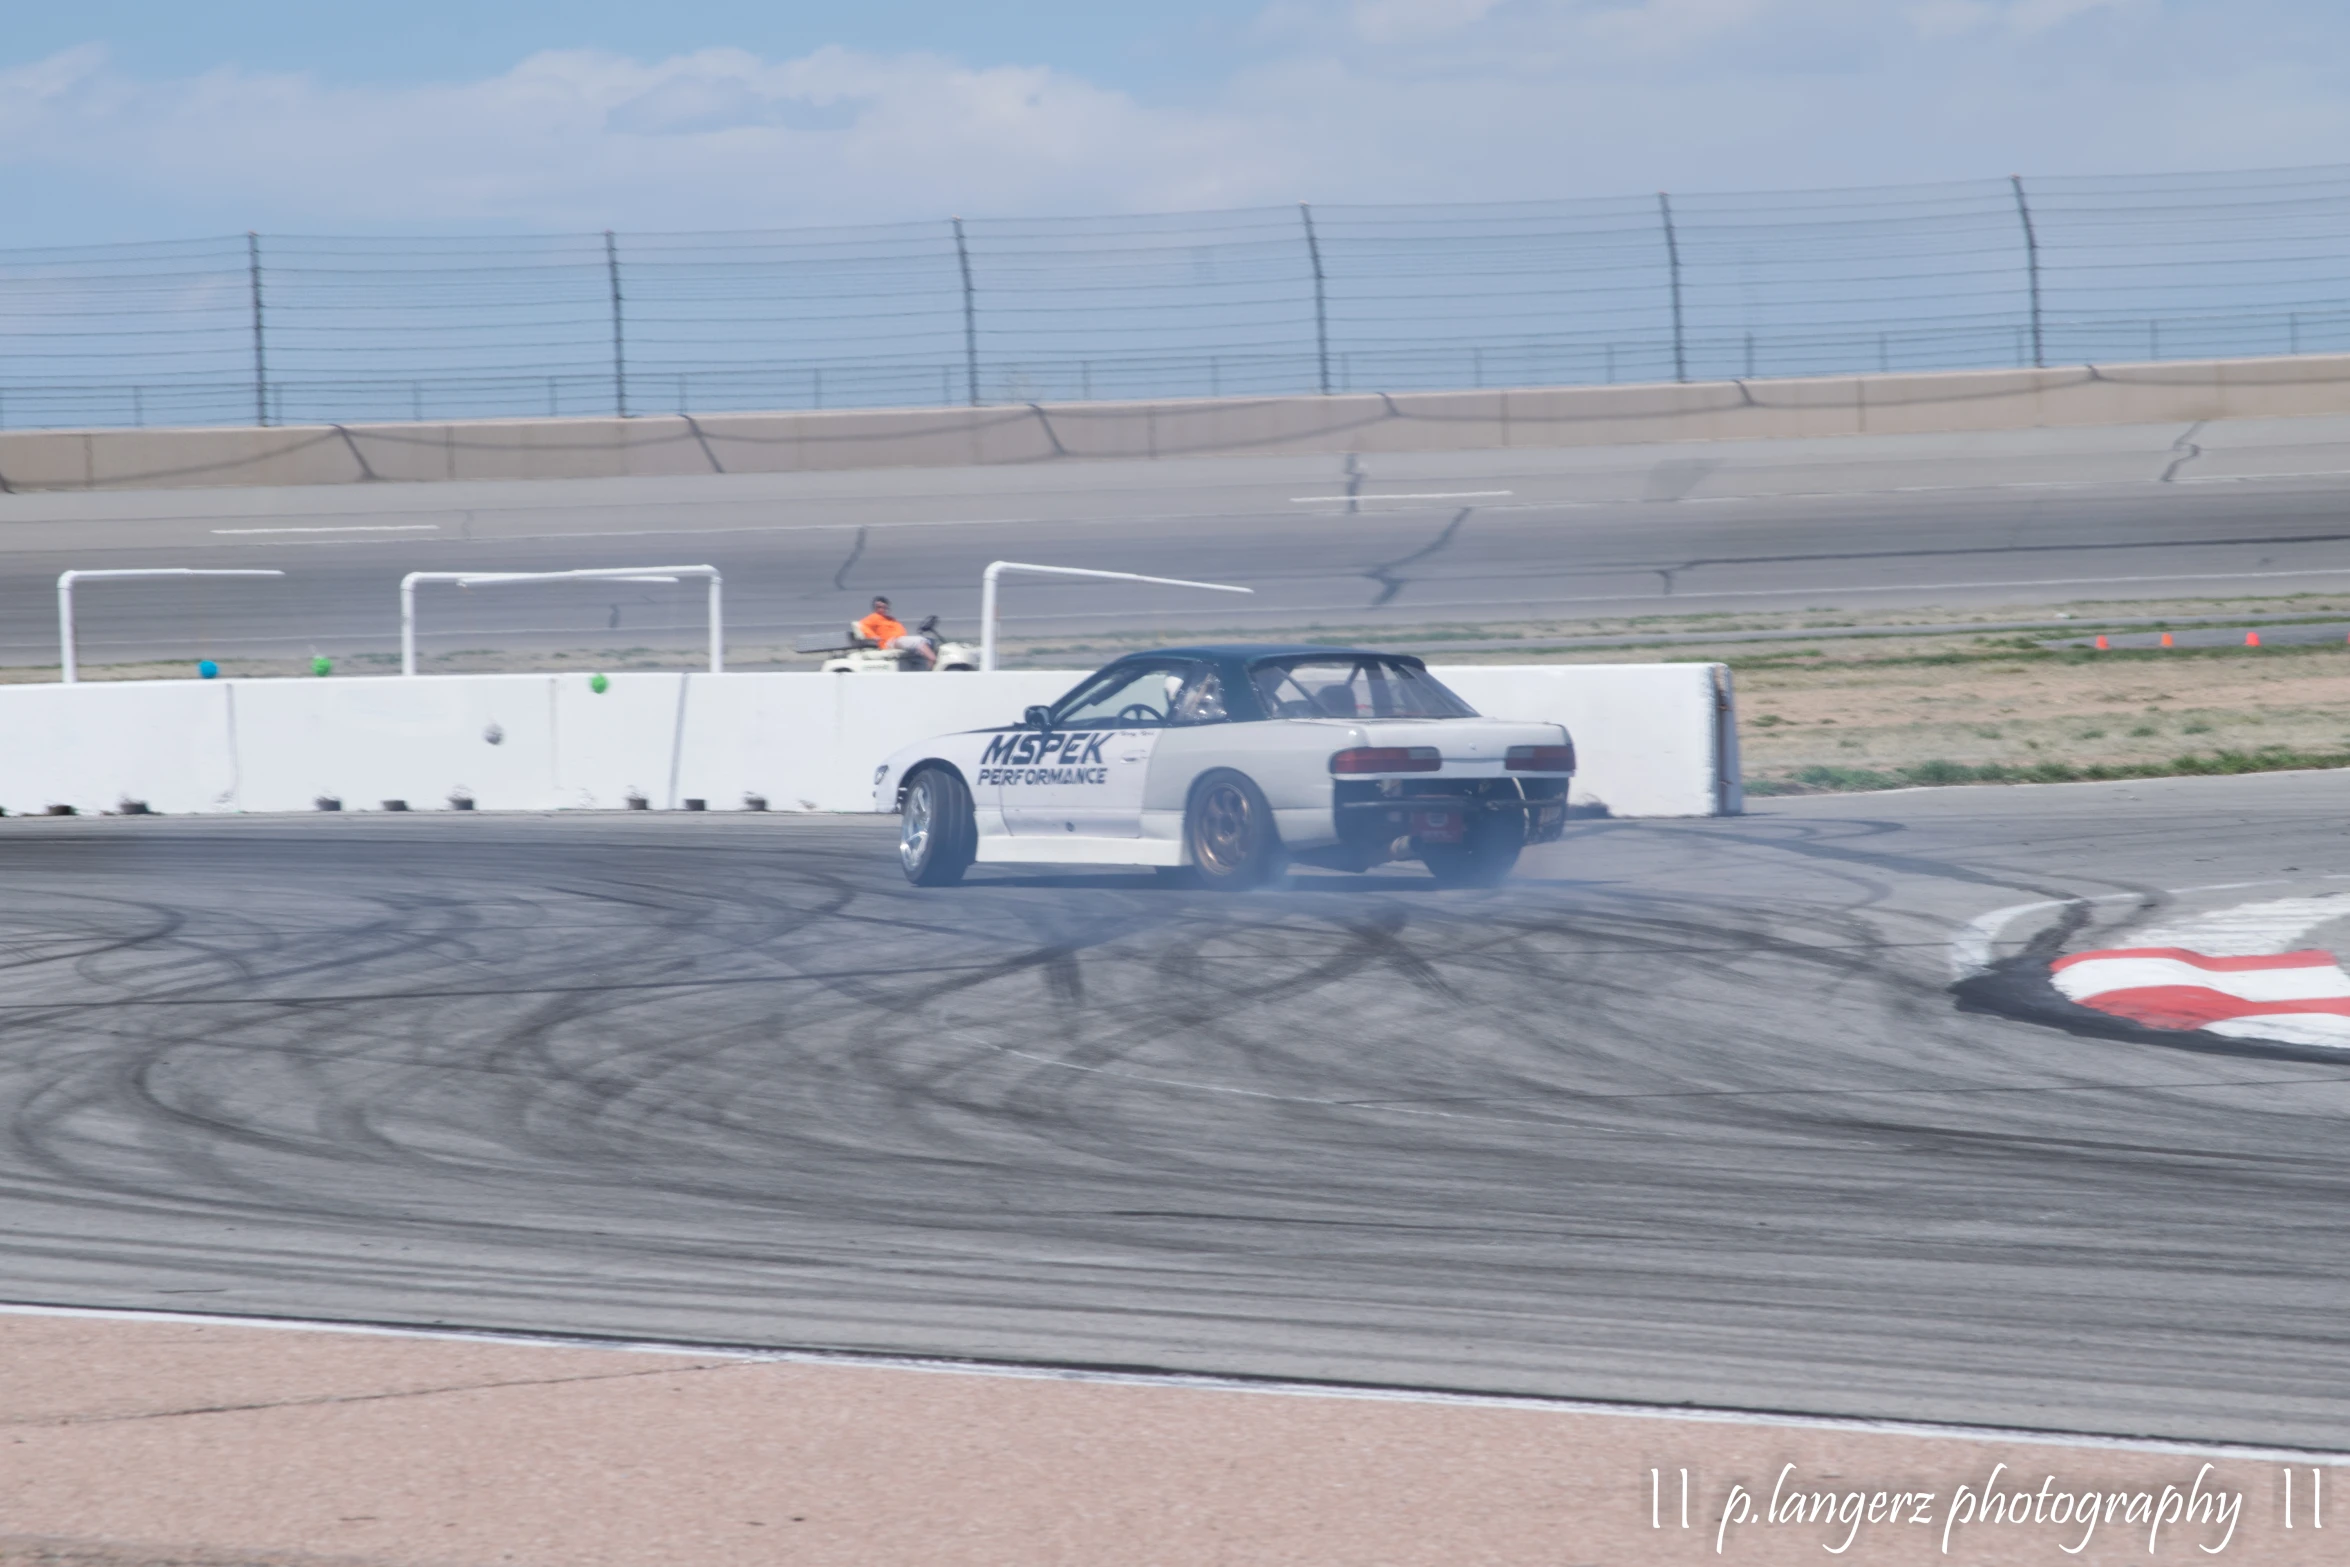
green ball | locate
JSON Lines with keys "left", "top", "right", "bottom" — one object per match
{"left": 589, "top": 673, "right": 609, "bottom": 694}
{"left": 310, "top": 655, "right": 332, "bottom": 677}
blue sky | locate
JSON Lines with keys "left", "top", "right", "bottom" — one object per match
{"left": 0, "top": 3, "right": 1266, "bottom": 96}
{"left": 4, "top": 1, "right": 2348, "bottom": 241}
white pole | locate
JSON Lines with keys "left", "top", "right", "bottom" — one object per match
{"left": 981, "top": 563, "right": 1001, "bottom": 674}
{"left": 399, "top": 570, "right": 473, "bottom": 677}
{"left": 977, "top": 560, "right": 1253, "bottom": 672}
{"left": 400, "top": 572, "right": 420, "bottom": 677}
{"left": 56, "top": 568, "right": 285, "bottom": 685}
{"left": 58, "top": 572, "right": 77, "bottom": 686}
{"left": 708, "top": 571, "right": 724, "bottom": 675}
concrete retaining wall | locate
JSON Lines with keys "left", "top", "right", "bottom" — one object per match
{"left": 5, "top": 353, "right": 2349, "bottom": 494}
{"left": 0, "top": 664, "right": 1737, "bottom": 821}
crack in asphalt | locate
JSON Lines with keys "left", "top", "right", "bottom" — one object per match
{"left": 830, "top": 525, "right": 869, "bottom": 593}
{"left": 2161, "top": 421, "right": 2208, "bottom": 484}
{"left": 1363, "top": 507, "right": 1471, "bottom": 607}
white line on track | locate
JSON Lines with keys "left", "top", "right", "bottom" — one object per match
{"left": 1949, "top": 876, "right": 2350, "bottom": 980}
{"left": 18, "top": 460, "right": 2342, "bottom": 548}
{"left": 1288, "top": 490, "right": 1513, "bottom": 503}
{"left": 2178, "top": 469, "right": 2350, "bottom": 484}
{"left": 209, "top": 524, "right": 441, "bottom": 535}
{"left": 2135, "top": 895, "right": 2350, "bottom": 955}
{"left": 2, "top": 1300, "right": 2339, "bottom": 1462}
{"left": 1680, "top": 480, "right": 2114, "bottom": 503}
{"left": 1597, "top": 566, "right": 2350, "bottom": 606}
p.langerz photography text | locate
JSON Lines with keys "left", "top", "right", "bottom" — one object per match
{"left": 1651, "top": 1461, "right": 2328, "bottom": 1555}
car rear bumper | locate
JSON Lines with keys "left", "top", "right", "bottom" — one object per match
{"left": 1331, "top": 774, "right": 1570, "bottom": 855}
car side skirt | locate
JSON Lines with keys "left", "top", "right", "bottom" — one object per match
{"left": 973, "top": 836, "right": 1189, "bottom": 867}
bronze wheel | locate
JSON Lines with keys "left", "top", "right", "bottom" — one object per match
{"left": 1184, "top": 770, "right": 1279, "bottom": 890}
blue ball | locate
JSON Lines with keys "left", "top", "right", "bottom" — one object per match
{"left": 197, "top": 660, "right": 219, "bottom": 680}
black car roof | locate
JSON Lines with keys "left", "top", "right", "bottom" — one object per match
{"left": 1100, "top": 644, "right": 1421, "bottom": 663}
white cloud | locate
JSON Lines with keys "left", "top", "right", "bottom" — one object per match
{"left": 1908, "top": 0, "right": 2141, "bottom": 38}
{"left": 1347, "top": 0, "right": 1511, "bottom": 44}
{"left": 0, "top": 5, "right": 2344, "bottom": 236}
{"left": 0, "top": 45, "right": 1281, "bottom": 228}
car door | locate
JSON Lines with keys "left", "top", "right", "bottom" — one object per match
{"left": 997, "top": 658, "right": 1208, "bottom": 838}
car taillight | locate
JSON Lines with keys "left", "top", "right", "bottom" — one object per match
{"left": 1329, "top": 746, "right": 1442, "bottom": 775}
{"left": 1506, "top": 743, "right": 1575, "bottom": 772}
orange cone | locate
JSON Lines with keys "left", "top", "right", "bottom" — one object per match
{"left": 2094, "top": 634, "right": 2109, "bottom": 650}
{"left": 2247, "top": 630, "right": 2261, "bottom": 648}
{"left": 2160, "top": 632, "right": 2174, "bottom": 647}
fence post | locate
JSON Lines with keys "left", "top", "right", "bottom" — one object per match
{"left": 1300, "top": 202, "right": 1331, "bottom": 395}
{"left": 605, "top": 230, "right": 629, "bottom": 417}
{"left": 247, "top": 232, "right": 269, "bottom": 427}
{"left": 952, "top": 217, "right": 979, "bottom": 406}
{"left": 2009, "top": 174, "right": 2044, "bottom": 369}
{"left": 1658, "top": 194, "right": 1686, "bottom": 383}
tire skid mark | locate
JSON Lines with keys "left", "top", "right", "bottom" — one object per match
{"left": 3, "top": 816, "right": 2350, "bottom": 1445}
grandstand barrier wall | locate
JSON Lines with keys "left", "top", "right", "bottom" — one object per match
{"left": 2, "top": 353, "right": 2348, "bottom": 493}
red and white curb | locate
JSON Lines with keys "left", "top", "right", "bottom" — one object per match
{"left": 2052, "top": 948, "right": 2350, "bottom": 1046}
{"left": 1959, "top": 889, "right": 2350, "bottom": 1049}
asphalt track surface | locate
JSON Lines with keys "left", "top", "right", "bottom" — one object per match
{"left": 11, "top": 413, "right": 2350, "bottom": 667}
{"left": 5, "top": 771, "right": 2350, "bottom": 1450}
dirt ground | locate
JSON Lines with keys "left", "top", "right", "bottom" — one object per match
{"left": 1705, "top": 637, "right": 2350, "bottom": 785}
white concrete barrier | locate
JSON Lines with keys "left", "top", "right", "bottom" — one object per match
{"left": 1440, "top": 663, "right": 1740, "bottom": 818}
{"left": 8, "top": 351, "right": 2350, "bottom": 493}
{"left": 0, "top": 663, "right": 1737, "bottom": 821}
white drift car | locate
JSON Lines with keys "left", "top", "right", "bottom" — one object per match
{"left": 874, "top": 645, "right": 1574, "bottom": 889}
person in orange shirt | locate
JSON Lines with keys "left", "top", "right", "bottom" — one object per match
{"left": 853, "top": 595, "right": 936, "bottom": 667}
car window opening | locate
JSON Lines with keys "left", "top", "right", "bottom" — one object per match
{"left": 1051, "top": 660, "right": 1225, "bottom": 728}
{"left": 1249, "top": 656, "right": 1476, "bottom": 721}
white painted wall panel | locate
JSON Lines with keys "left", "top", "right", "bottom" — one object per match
{"left": 0, "top": 664, "right": 1736, "bottom": 820}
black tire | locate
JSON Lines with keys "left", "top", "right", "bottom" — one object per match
{"left": 1421, "top": 810, "right": 1523, "bottom": 888}
{"left": 899, "top": 767, "right": 975, "bottom": 886}
{"left": 1183, "top": 769, "right": 1281, "bottom": 891}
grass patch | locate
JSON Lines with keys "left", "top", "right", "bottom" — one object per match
{"left": 1746, "top": 748, "right": 2350, "bottom": 796}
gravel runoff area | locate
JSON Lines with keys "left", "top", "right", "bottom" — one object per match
{"left": 0, "top": 1311, "right": 2326, "bottom": 1567}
